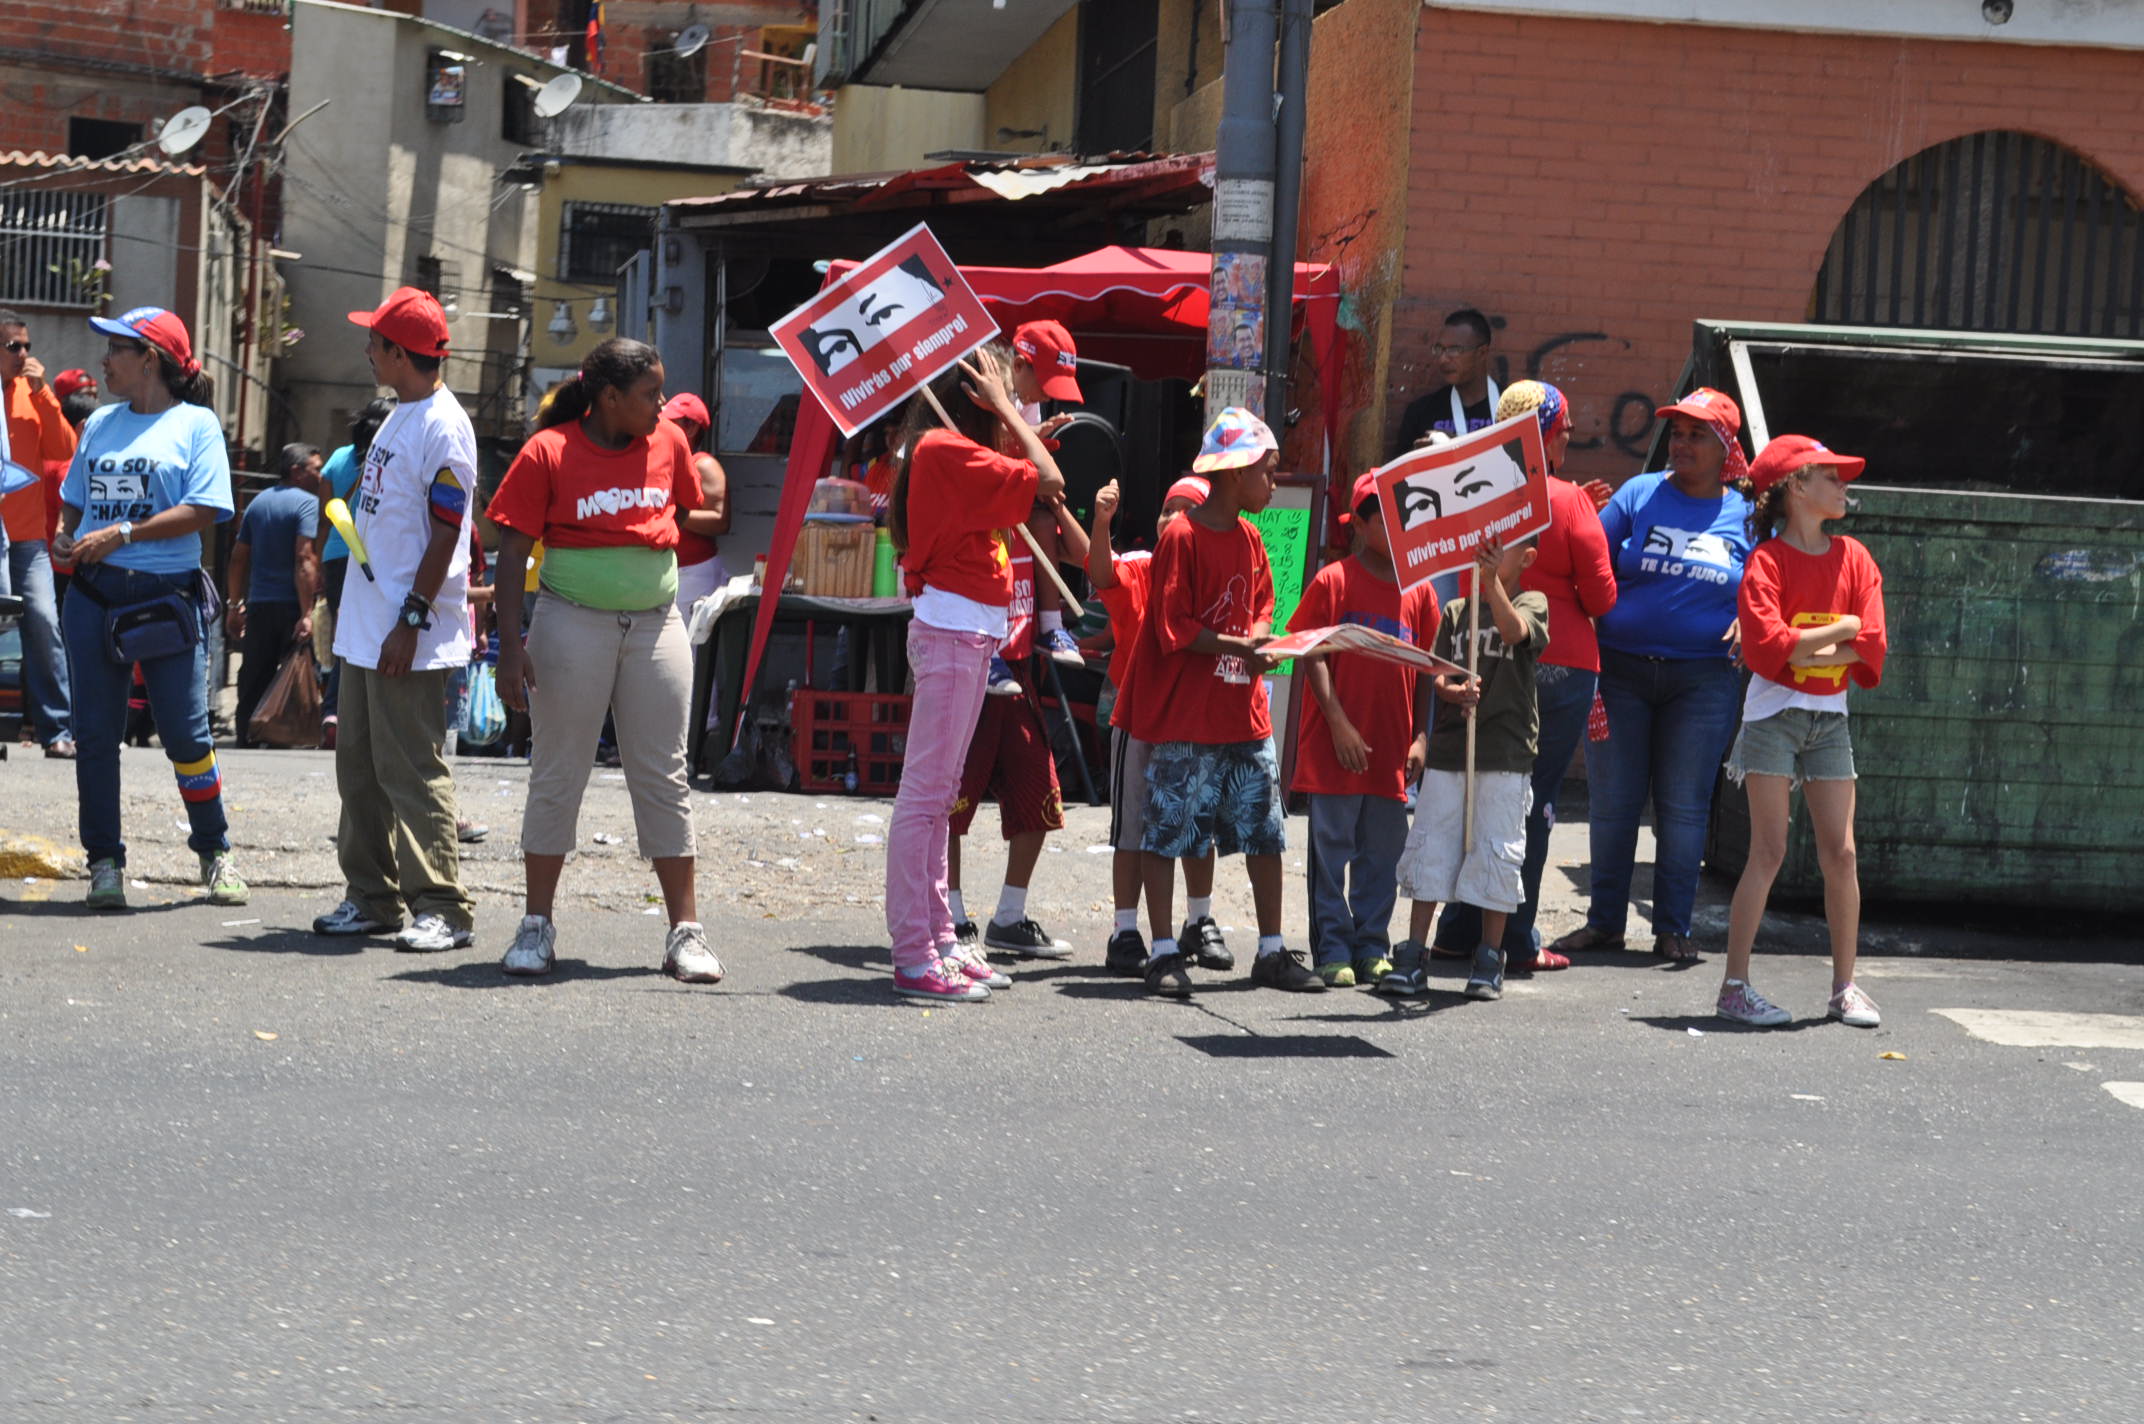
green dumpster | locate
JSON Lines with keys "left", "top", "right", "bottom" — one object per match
{"left": 1671, "top": 321, "right": 2144, "bottom": 911}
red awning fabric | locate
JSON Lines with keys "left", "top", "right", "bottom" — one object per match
{"left": 736, "top": 246, "right": 1347, "bottom": 749}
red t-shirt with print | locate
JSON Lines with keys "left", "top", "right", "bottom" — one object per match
{"left": 898, "top": 428, "right": 1040, "bottom": 607}
{"left": 487, "top": 420, "right": 701, "bottom": 549}
{"left": 1122, "top": 514, "right": 1276, "bottom": 746}
{"left": 1737, "top": 534, "right": 1887, "bottom": 691}
{"left": 1098, "top": 551, "right": 1152, "bottom": 728}
{"left": 1287, "top": 555, "right": 1441, "bottom": 799}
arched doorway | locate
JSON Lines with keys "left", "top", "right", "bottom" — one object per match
{"left": 1811, "top": 131, "right": 2144, "bottom": 338}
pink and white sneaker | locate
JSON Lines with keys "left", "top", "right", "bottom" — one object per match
{"left": 1717, "top": 979, "right": 1791, "bottom": 1026}
{"left": 893, "top": 959, "right": 990, "bottom": 1003}
{"left": 941, "top": 941, "right": 1012, "bottom": 990}
{"left": 1828, "top": 981, "right": 1882, "bottom": 1028}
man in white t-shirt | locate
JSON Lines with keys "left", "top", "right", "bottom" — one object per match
{"left": 312, "top": 287, "right": 477, "bottom": 952}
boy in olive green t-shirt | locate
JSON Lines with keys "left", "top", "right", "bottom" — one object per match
{"left": 1379, "top": 538, "right": 1549, "bottom": 1001}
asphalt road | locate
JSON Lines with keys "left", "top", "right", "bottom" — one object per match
{"left": 3, "top": 748, "right": 2141, "bottom": 1423}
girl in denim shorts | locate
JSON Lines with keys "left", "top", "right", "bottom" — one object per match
{"left": 1717, "top": 435, "right": 1889, "bottom": 1029}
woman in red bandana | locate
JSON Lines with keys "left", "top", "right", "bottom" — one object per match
{"left": 1551, "top": 387, "right": 1753, "bottom": 964}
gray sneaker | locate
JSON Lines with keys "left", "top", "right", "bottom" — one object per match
{"left": 662, "top": 921, "right": 724, "bottom": 983}
{"left": 1718, "top": 979, "right": 1792, "bottom": 1026}
{"left": 199, "top": 851, "right": 248, "bottom": 907}
{"left": 501, "top": 915, "right": 556, "bottom": 976}
{"left": 1374, "top": 939, "right": 1429, "bottom": 998}
{"left": 393, "top": 914, "right": 474, "bottom": 953}
{"left": 85, "top": 858, "right": 126, "bottom": 911}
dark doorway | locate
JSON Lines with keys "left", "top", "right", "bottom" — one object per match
{"left": 1078, "top": 0, "right": 1160, "bottom": 155}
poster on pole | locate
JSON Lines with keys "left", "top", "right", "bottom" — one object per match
{"left": 1372, "top": 411, "right": 1553, "bottom": 591}
{"left": 769, "top": 222, "right": 997, "bottom": 438}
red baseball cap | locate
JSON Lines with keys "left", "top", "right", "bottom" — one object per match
{"left": 1655, "top": 386, "right": 1741, "bottom": 434}
{"left": 52, "top": 368, "right": 95, "bottom": 400}
{"left": 1338, "top": 470, "right": 1381, "bottom": 522}
{"left": 348, "top": 286, "right": 451, "bottom": 357}
{"left": 90, "top": 306, "right": 200, "bottom": 377}
{"left": 1012, "top": 320, "right": 1083, "bottom": 403}
{"left": 1163, "top": 475, "right": 1211, "bottom": 507}
{"left": 661, "top": 392, "right": 711, "bottom": 428}
{"left": 1749, "top": 434, "right": 1866, "bottom": 495}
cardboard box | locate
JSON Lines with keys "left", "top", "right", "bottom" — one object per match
{"left": 794, "top": 521, "right": 875, "bottom": 599}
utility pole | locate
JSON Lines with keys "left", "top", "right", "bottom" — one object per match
{"left": 1261, "top": 0, "right": 1313, "bottom": 429}
{"left": 1203, "top": 0, "right": 1279, "bottom": 423}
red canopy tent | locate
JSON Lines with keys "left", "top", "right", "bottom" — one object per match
{"left": 736, "top": 245, "right": 1345, "bottom": 746}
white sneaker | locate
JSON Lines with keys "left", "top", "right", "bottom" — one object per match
{"left": 393, "top": 913, "right": 474, "bottom": 953}
{"left": 1828, "top": 982, "right": 1882, "bottom": 1028}
{"left": 662, "top": 921, "right": 724, "bottom": 983}
{"left": 312, "top": 899, "right": 396, "bottom": 936}
{"left": 501, "top": 915, "right": 556, "bottom": 976}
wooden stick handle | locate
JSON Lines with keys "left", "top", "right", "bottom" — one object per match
{"left": 1463, "top": 589, "right": 1480, "bottom": 850}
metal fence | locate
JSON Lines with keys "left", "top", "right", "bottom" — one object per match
{"left": 0, "top": 190, "right": 110, "bottom": 309}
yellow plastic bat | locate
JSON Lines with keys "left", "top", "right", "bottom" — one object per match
{"left": 323, "top": 497, "right": 374, "bottom": 582}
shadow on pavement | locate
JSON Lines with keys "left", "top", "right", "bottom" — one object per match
{"left": 1, "top": 896, "right": 200, "bottom": 918}
{"left": 387, "top": 959, "right": 664, "bottom": 988}
{"left": 779, "top": 974, "right": 915, "bottom": 1007}
{"left": 201, "top": 928, "right": 366, "bottom": 956}
{"left": 780, "top": 942, "right": 886, "bottom": 973}
{"left": 1631, "top": 1013, "right": 1830, "bottom": 1035}
{"left": 1177, "top": 1033, "right": 1395, "bottom": 1059}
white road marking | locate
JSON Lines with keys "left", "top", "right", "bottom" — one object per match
{"left": 1932, "top": 1009, "right": 2144, "bottom": 1051}
{"left": 2101, "top": 1083, "right": 2144, "bottom": 1111}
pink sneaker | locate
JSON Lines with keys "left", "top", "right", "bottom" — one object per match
{"left": 941, "top": 941, "right": 1012, "bottom": 990}
{"left": 893, "top": 960, "right": 990, "bottom": 1003}
{"left": 1828, "top": 982, "right": 1882, "bottom": 1028}
{"left": 1717, "top": 979, "right": 1791, "bottom": 1026}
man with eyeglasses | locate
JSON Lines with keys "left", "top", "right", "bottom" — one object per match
{"left": 1392, "top": 307, "right": 1501, "bottom": 456}
{"left": 0, "top": 308, "right": 80, "bottom": 758}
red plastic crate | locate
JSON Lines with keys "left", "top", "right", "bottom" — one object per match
{"left": 793, "top": 690, "right": 911, "bottom": 794}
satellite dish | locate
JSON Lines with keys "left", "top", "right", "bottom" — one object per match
{"left": 532, "top": 72, "right": 583, "bottom": 119}
{"left": 674, "top": 24, "right": 710, "bottom": 59}
{"left": 157, "top": 106, "right": 213, "bottom": 156}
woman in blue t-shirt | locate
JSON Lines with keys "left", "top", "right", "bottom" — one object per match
{"left": 51, "top": 307, "right": 242, "bottom": 912}
{"left": 1552, "top": 388, "right": 1752, "bottom": 962}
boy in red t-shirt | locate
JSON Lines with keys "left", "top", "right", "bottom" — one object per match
{"left": 1290, "top": 472, "right": 1441, "bottom": 987}
{"left": 1123, "top": 409, "right": 1323, "bottom": 998}
{"left": 1086, "top": 474, "right": 1229, "bottom": 976}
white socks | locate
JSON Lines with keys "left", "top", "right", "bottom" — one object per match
{"left": 948, "top": 889, "right": 967, "bottom": 923}
{"left": 1256, "top": 934, "right": 1285, "bottom": 959}
{"left": 1186, "top": 896, "right": 1213, "bottom": 923}
{"left": 1114, "top": 908, "right": 1139, "bottom": 933}
{"left": 1039, "top": 610, "right": 1064, "bottom": 633}
{"left": 1148, "top": 936, "right": 1178, "bottom": 966}
{"left": 994, "top": 884, "right": 1028, "bottom": 926}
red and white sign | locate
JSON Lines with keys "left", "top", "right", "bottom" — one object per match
{"left": 1373, "top": 411, "right": 1553, "bottom": 590}
{"left": 770, "top": 223, "right": 998, "bottom": 438}
{"left": 1259, "top": 623, "right": 1467, "bottom": 677}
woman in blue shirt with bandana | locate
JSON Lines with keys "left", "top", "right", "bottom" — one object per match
{"left": 52, "top": 307, "right": 242, "bottom": 912}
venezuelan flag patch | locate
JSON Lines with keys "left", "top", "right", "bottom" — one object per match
{"left": 173, "top": 751, "right": 222, "bottom": 804}
{"left": 429, "top": 467, "right": 468, "bottom": 527}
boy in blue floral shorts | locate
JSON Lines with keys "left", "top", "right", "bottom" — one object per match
{"left": 1115, "top": 408, "right": 1324, "bottom": 998}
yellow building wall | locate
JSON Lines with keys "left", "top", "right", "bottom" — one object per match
{"left": 829, "top": 85, "right": 986, "bottom": 173}
{"left": 534, "top": 163, "right": 744, "bottom": 371}
{"left": 982, "top": 9, "right": 1080, "bottom": 155}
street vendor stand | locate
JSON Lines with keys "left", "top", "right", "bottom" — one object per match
{"left": 704, "top": 245, "right": 1346, "bottom": 786}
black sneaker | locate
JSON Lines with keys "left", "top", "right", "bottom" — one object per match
{"left": 983, "top": 917, "right": 1075, "bottom": 959}
{"left": 1465, "top": 944, "right": 1505, "bottom": 1001}
{"left": 953, "top": 918, "right": 979, "bottom": 948}
{"left": 1144, "top": 949, "right": 1194, "bottom": 997}
{"left": 1374, "top": 940, "right": 1429, "bottom": 998}
{"left": 1249, "top": 945, "right": 1326, "bottom": 992}
{"left": 1105, "top": 929, "right": 1148, "bottom": 977}
{"left": 1181, "top": 915, "right": 1234, "bottom": 971}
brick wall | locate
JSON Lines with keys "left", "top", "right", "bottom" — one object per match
{"left": 12, "top": 0, "right": 215, "bottom": 77}
{"left": 212, "top": 7, "right": 294, "bottom": 78}
{"left": 1390, "top": 10, "right": 2144, "bottom": 483}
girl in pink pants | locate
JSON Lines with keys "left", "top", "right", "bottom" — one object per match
{"left": 883, "top": 345, "right": 1065, "bottom": 1002}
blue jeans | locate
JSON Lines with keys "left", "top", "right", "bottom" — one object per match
{"left": 1435, "top": 662, "right": 1597, "bottom": 954}
{"left": 62, "top": 566, "right": 229, "bottom": 868}
{"left": 1306, "top": 792, "right": 1408, "bottom": 965}
{"left": 8, "top": 539, "right": 73, "bottom": 744}
{"left": 1581, "top": 649, "right": 1741, "bottom": 938}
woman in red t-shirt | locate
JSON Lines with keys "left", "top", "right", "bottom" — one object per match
{"left": 1717, "top": 434, "right": 1888, "bottom": 1030}
{"left": 882, "top": 344, "right": 1066, "bottom": 1003}
{"left": 484, "top": 337, "right": 722, "bottom": 986}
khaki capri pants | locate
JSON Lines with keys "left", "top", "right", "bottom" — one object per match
{"left": 522, "top": 590, "right": 696, "bottom": 860}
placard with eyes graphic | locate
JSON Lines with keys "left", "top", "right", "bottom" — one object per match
{"left": 772, "top": 222, "right": 998, "bottom": 436}
{"left": 1371, "top": 410, "right": 1553, "bottom": 590}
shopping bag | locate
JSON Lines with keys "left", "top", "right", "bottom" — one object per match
{"left": 249, "top": 644, "right": 323, "bottom": 748}
{"left": 461, "top": 662, "right": 507, "bottom": 748}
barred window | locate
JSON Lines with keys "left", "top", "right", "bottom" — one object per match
{"left": 559, "top": 202, "right": 656, "bottom": 286}
{"left": 0, "top": 190, "right": 110, "bottom": 308}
